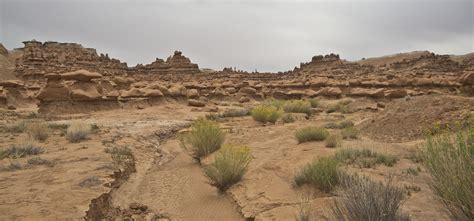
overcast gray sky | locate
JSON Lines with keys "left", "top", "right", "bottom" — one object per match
{"left": 0, "top": 0, "right": 472, "bottom": 72}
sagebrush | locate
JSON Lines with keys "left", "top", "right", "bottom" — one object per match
{"left": 332, "top": 173, "right": 410, "bottom": 221}
{"left": 204, "top": 144, "right": 252, "bottom": 192}
{"left": 294, "top": 157, "right": 339, "bottom": 192}
{"left": 421, "top": 127, "right": 473, "bottom": 220}
{"left": 182, "top": 118, "right": 225, "bottom": 158}
{"left": 251, "top": 105, "right": 282, "bottom": 124}
{"left": 296, "top": 126, "right": 329, "bottom": 143}
{"left": 66, "top": 121, "right": 92, "bottom": 143}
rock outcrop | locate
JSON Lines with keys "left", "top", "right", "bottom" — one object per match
{"left": 15, "top": 40, "right": 128, "bottom": 79}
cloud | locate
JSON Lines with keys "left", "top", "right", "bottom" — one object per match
{"left": 1, "top": 0, "right": 472, "bottom": 72}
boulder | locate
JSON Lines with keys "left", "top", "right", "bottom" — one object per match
{"left": 188, "top": 99, "right": 206, "bottom": 107}
{"left": 169, "top": 85, "right": 188, "bottom": 97}
{"left": 225, "top": 87, "right": 237, "bottom": 94}
{"left": 239, "top": 96, "right": 250, "bottom": 103}
{"left": 187, "top": 89, "right": 199, "bottom": 99}
{"left": 211, "top": 87, "right": 228, "bottom": 97}
{"left": 61, "top": 70, "right": 102, "bottom": 81}
{"left": 143, "top": 89, "right": 164, "bottom": 97}
{"left": 120, "top": 88, "right": 145, "bottom": 98}
{"left": 112, "top": 76, "right": 135, "bottom": 85}
{"left": 147, "top": 83, "right": 170, "bottom": 95}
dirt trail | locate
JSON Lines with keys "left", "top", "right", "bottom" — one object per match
{"left": 112, "top": 138, "right": 243, "bottom": 220}
{"left": 82, "top": 106, "right": 243, "bottom": 220}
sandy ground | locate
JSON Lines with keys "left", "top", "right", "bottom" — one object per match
{"left": 0, "top": 96, "right": 469, "bottom": 220}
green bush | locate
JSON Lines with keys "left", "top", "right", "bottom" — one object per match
{"left": 251, "top": 105, "right": 282, "bottom": 124}
{"left": 421, "top": 128, "right": 473, "bottom": 220}
{"left": 204, "top": 144, "right": 252, "bottom": 192}
{"left": 341, "top": 127, "right": 359, "bottom": 139}
{"left": 332, "top": 173, "right": 410, "bottom": 221}
{"left": 309, "top": 99, "right": 319, "bottom": 108}
{"left": 324, "top": 120, "right": 355, "bottom": 129}
{"left": 325, "top": 134, "right": 342, "bottom": 148}
{"left": 335, "top": 148, "right": 398, "bottom": 168}
{"left": 338, "top": 120, "right": 354, "bottom": 129}
{"left": 294, "top": 157, "right": 339, "bottom": 192}
{"left": 296, "top": 126, "right": 329, "bottom": 143}
{"left": 183, "top": 118, "right": 225, "bottom": 158}
{"left": 281, "top": 114, "right": 296, "bottom": 123}
{"left": 27, "top": 122, "right": 49, "bottom": 142}
{"left": 66, "top": 121, "right": 92, "bottom": 143}
{"left": 283, "top": 100, "right": 312, "bottom": 116}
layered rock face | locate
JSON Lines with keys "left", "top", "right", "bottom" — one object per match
{"left": 14, "top": 41, "right": 201, "bottom": 81}
{"left": 15, "top": 40, "right": 128, "bottom": 79}
{"left": 5, "top": 40, "right": 474, "bottom": 113}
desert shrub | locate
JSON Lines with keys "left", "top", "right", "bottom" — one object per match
{"left": 309, "top": 99, "right": 319, "bottom": 108}
{"left": 421, "top": 127, "right": 473, "bottom": 220}
{"left": 294, "top": 157, "right": 339, "bottom": 192}
{"left": 48, "top": 122, "right": 69, "bottom": 130}
{"left": 335, "top": 148, "right": 398, "bottom": 168}
{"left": 183, "top": 118, "right": 225, "bottom": 158}
{"left": 0, "top": 161, "right": 23, "bottom": 172}
{"left": 325, "top": 134, "right": 342, "bottom": 148}
{"left": 251, "top": 105, "right": 282, "bottom": 124}
{"left": 283, "top": 100, "right": 312, "bottom": 116}
{"left": 5, "top": 120, "right": 29, "bottom": 133}
{"left": 338, "top": 120, "right": 354, "bottom": 129}
{"left": 323, "top": 122, "right": 339, "bottom": 129}
{"left": 205, "top": 113, "right": 220, "bottom": 121}
{"left": 105, "top": 146, "right": 133, "bottom": 166}
{"left": 296, "top": 195, "right": 312, "bottom": 221}
{"left": 341, "top": 126, "right": 359, "bottom": 139}
{"left": 204, "top": 144, "right": 252, "bottom": 192}
{"left": 25, "top": 112, "right": 39, "bottom": 119}
{"left": 27, "top": 156, "right": 54, "bottom": 167}
{"left": 295, "top": 126, "right": 329, "bottom": 143}
{"left": 27, "top": 122, "right": 49, "bottom": 142}
{"left": 332, "top": 173, "right": 410, "bottom": 221}
{"left": 282, "top": 114, "right": 296, "bottom": 123}
{"left": 221, "top": 108, "right": 249, "bottom": 118}
{"left": 403, "top": 167, "right": 421, "bottom": 176}
{"left": 326, "top": 100, "right": 352, "bottom": 113}
{"left": 263, "top": 98, "right": 286, "bottom": 109}
{"left": 323, "top": 120, "right": 354, "bottom": 129}
{"left": 0, "top": 143, "right": 44, "bottom": 160}
{"left": 66, "top": 121, "right": 92, "bottom": 143}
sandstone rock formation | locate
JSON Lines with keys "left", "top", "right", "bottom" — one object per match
{"left": 15, "top": 40, "right": 128, "bottom": 79}
{"left": 4, "top": 39, "right": 474, "bottom": 112}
